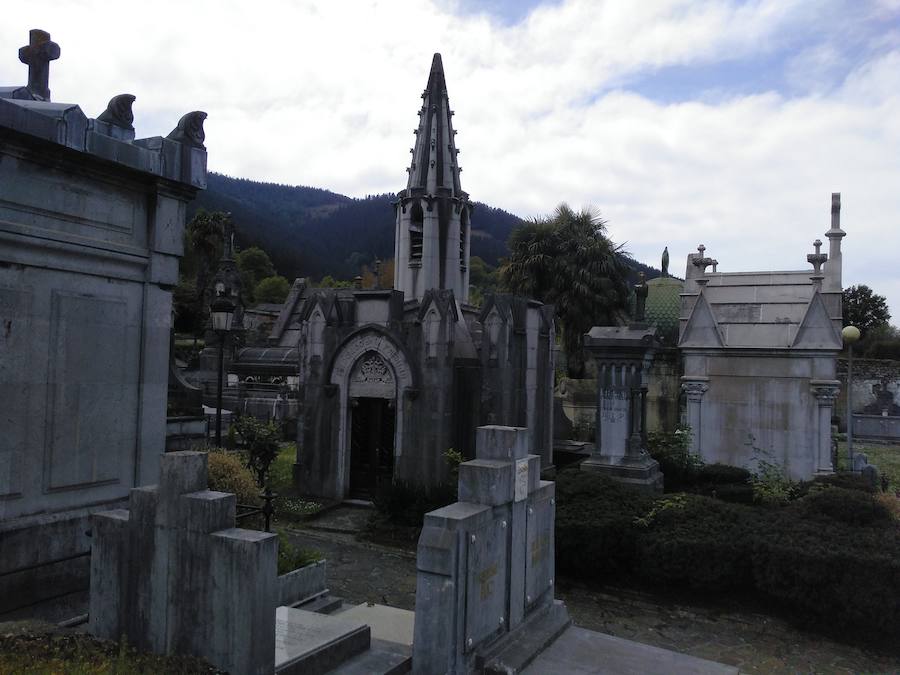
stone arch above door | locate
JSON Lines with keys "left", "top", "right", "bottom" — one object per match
{"left": 348, "top": 352, "right": 395, "bottom": 399}
{"left": 329, "top": 328, "right": 415, "bottom": 394}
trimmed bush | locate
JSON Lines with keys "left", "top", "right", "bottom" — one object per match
{"left": 555, "top": 470, "right": 655, "bottom": 579}
{"left": 750, "top": 518, "right": 900, "bottom": 635}
{"left": 698, "top": 463, "right": 751, "bottom": 486}
{"left": 789, "top": 486, "right": 894, "bottom": 526}
{"left": 554, "top": 468, "right": 900, "bottom": 640}
{"left": 207, "top": 450, "right": 260, "bottom": 505}
{"left": 374, "top": 480, "right": 457, "bottom": 527}
{"left": 635, "top": 494, "right": 758, "bottom": 591}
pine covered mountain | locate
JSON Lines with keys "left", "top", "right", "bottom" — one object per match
{"left": 187, "top": 173, "right": 523, "bottom": 281}
{"left": 188, "top": 172, "right": 660, "bottom": 283}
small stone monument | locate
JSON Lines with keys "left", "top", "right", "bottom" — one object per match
{"left": 580, "top": 276, "right": 663, "bottom": 490}
{"left": 90, "top": 452, "right": 277, "bottom": 675}
{"left": 413, "top": 425, "right": 570, "bottom": 674}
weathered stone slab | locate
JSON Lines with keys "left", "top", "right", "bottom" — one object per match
{"left": 338, "top": 603, "right": 415, "bottom": 646}
{"left": 465, "top": 516, "right": 509, "bottom": 649}
{"left": 275, "top": 607, "right": 370, "bottom": 674}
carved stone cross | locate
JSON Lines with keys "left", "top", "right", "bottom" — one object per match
{"left": 18, "top": 29, "right": 60, "bottom": 101}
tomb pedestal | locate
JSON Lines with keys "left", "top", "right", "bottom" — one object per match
{"left": 413, "top": 426, "right": 570, "bottom": 675}
{"left": 580, "top": 325, "right": 663, "bottom": 491}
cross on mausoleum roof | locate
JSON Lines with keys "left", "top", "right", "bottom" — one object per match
{"left": 18, "top": 29, "right": 60, "bottom": 101}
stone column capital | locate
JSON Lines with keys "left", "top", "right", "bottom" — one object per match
{"left": 681, "top": 378, "right": 709, "bottom": 401}
{"left": 810, "top": 379, "right": 840, "bottom": 404}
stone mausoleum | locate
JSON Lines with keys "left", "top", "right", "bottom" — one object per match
{"left": 258, "top": 55, "right": 556, "bottom": 500}
{"left": 0, "top": 30, "right": 205, "bottom": 613}
{"left": 678, "top": 194, "right": 846, "bottom": 479}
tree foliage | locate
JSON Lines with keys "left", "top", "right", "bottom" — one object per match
{"left": 254, "top": 275, "right": 291, "bottom": 304}
{"left": 499, "top": 204, "right": 629, "bottom": 377}
{"left": 188, "top": 173, "right": 525, "bottom": 281}
{"left": 173, "top": 210, "right": 229, "bottom": 333}
{"left": 843, "top": 284, "right": 891, "bottom": 333}
{"left": 237, "top": 246, "right": 276, "bottom": 286}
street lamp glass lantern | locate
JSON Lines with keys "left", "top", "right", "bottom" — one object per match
{"left": 210, "top": 295, "right": 235, "bottom": 332}
{"left": 841, "top": 325, "right": 860, "bottom": 344}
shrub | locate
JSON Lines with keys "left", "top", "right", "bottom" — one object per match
{"left": 207, "top": 450, "right": 260, "bottom": 505}
{"left": 555, "top": 470, "right": 655, "bottom": 579}
{"left": 750, "top": 518, "right": 900, "bottom": 636}
{"left": 875, "top": 491, "right": 900, "bottom": 520}
{"left": 698, "top": 463, "right": 751, "bottom": 485}
{"left": 373, "top": 480, "right": 457, "bottom": 527}
{"left": 277, "top": 531, "right": 323, "bottom": 575}
{"left": 749, "top": 452, "right": 797, "bottom": 506}
{"left": 790, "top": 487, "right": 894, "bottom": 526}
{"left": 234, "top": 416, "right": 281, "bottom": 487}
{"left": 647, "top": 427, "right": 703, "bottom": 491}
{"left": 635, "top": 494, "right": 758, "bottom": 591}
{"left": 555, "top": 466, "right": 900, "bottom": 640}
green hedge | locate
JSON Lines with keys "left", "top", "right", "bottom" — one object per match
{"left": 555, "top": 469, "right": 900, "bottom": 639}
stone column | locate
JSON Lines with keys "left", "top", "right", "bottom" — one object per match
{"left": 681, "top": 378, "right": 709, "bottom": 457}
{"left": 811, "top": 380, "right": 840, "bottom": 474}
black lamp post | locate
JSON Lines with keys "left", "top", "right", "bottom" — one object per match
{"left": 210, "top": 293, "right": 235, "bottom": 447}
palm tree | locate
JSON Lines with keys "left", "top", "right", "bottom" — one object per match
{"left": 499, "top": 204, "right": 629, "bottom": 377}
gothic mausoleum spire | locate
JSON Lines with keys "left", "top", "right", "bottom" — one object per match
{"left": 394, "top": 53, "right": 472, "bottom": 303}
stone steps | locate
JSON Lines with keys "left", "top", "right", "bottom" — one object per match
{"left": 481, "top": 600, "right": 572, "bottom": 675}
{"left": 326, "top": 638, "right": 411, "bottom": 675}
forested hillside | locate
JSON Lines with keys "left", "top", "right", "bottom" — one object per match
{"left": 188, "top": 173, "right": 524, "bottom": 281}
{"left": 187, "top": 172, "right": 661, "bottom": 284}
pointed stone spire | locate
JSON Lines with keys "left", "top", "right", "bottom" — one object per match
{"left": 405, "top": 53, "right": 464, "bottom": 198}
{"left": 395, "top": 54, "right": 472, "bottom": 303}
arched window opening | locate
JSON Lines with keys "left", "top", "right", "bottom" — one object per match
{"left": 410, "top": 202, "right": 424, "bottom": 263}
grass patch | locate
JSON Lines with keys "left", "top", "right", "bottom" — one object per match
{"left": 836, "top": 441, "right": 900, "bottom": 490}
{"left": 269, "top": 443, "right": 295, "bottom": 492}
{"left": 0, "top": 625, "right": 224, "bottom": 674}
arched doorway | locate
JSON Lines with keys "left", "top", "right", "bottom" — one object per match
{"left": 328, "top": 329, "right": 415, "bottom": 499}
{"left": 347, "top": 353, "right": 396, "bottom": 498}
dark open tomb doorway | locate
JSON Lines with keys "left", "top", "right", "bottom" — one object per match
{"left": 349, "top": 397, "right": 395, "bottom": 499}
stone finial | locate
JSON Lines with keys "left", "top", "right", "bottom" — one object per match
{"left": 691, "top": 244, "right": 714, "bottom": 274}
{"left": 166, "top": 111, "right": 207, "bottom": 149}
{"left": 374, "top": 258, "right": 382, "bottom": 289}
{"left": 661, "top": 247, "right": 669, "bottom": 277}
{"left": 97, "top": 94, "right": 136, "bottom": 130}
{"left": 18, "top": 29, "right": 60, "bottom": 101}
{"left": 807, "top": 238, "right": 828, "bottom": 288}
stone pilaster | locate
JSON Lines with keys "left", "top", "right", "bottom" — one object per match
{"left": 811, "top": 380, "right": 840, "bottom": 474}
{"left": 681, "top": 377, "right": 709, "bottom": 457}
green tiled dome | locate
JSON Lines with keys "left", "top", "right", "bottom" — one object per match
{"left": 646, "top": 276, "right": 683, "bottom": 345}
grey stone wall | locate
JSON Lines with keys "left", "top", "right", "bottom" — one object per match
{"left": 0, "top": 89, "right": 205, "bottom": 613}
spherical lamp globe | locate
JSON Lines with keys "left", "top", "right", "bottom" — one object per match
{"left": 841, "top": 325, "right": 860, "bottom": 345}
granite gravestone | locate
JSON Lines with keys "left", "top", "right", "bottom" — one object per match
{"left": 413, "top": 425, "right": 570, "bottom": 674}
{"left": 0, "top": 28, "right": 206, "bottom": 614}
{"left": 90, "top": 451, "right": 277, "bottom": 675}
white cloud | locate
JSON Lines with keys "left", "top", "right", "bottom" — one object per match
{"left": 1, "top": 0, "right": 898, "bottom": 320}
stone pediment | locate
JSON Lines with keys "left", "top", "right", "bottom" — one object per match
{"left": 679, "top": 292, "right": 724, "bottom": 348}
{"left": 301, "top": 290, "right": 345, "bottom": 325}
{"left": 418, "top": 288, "right": 458, "bottom": 322}
{"left": 791, "top": 291, "right": 841, "bottom": 349}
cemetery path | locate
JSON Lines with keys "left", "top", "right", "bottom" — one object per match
{"left": 284, "top": 515, "right": 900, "bottom": 675}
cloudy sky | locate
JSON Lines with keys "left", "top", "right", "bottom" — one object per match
{"left": 3, "top": 1, "right": 899, "bottom": 321}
